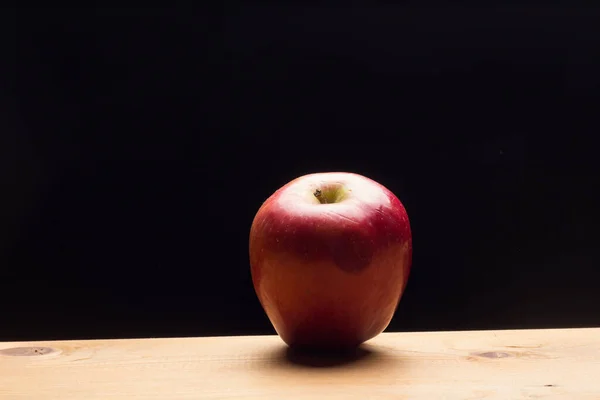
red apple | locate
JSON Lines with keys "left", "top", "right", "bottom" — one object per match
{"left": 249, "top": 172, "right": 412, "bottom": 350}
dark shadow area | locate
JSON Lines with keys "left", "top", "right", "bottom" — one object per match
{"left": 282, "top": 346, "right": 379, "bottom": 369}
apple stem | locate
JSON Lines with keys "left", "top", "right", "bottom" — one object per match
{"left": 314, "top": 189, "right": 328, "bottom": 204}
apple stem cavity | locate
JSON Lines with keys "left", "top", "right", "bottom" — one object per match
{"left": 313, "top": 185, "right": 348, "bottom": 204}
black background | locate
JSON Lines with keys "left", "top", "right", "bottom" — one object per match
{"left": 4, "top": 5, "right": 599, "bottom": 341}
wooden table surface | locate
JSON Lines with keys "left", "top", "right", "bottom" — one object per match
{"left": 1, "top": 328, "right": 598, "bottom": 399}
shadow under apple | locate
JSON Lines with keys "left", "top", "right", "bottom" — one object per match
{"left": 276, "top": 344, "right": 384, "bottom": 369}
{"left": 254, "top": 342, "right": 404, "bottom": 388}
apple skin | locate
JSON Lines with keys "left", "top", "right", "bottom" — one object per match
{"left": 249, "top": 172, "right": 412, "bottom": 350}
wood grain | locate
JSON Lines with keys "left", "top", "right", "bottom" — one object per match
{"left": 0, "top": 328, "right": 598, "bottom": 399}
